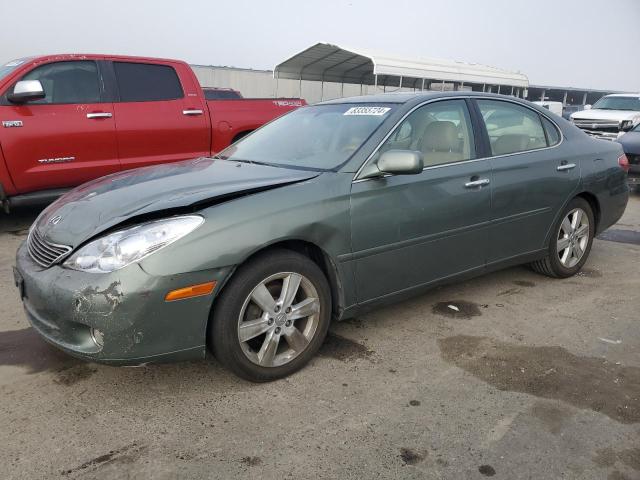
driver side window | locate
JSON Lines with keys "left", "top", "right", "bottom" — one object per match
{"left": 18, "top": 61, "right": 101, "bottom": 104}
{"left": 379, "top": 99, "right": 476, "bottom": 167}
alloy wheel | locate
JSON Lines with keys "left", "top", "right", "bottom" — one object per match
{"left": 556, "top": 207, "right": 590, "bottom": 268}
{"left": 237, "top": 272, "right": 321, "bottom": 367}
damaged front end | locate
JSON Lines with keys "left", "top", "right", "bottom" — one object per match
{"left": 14, "top": 157, "right": 320, "bottom": 364}
{"left": 16, "top": 241, "right": 233, "bottom": 364}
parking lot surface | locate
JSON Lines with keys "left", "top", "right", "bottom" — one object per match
{"left": 1, "top": 194, "right": 638, "bottom": 480}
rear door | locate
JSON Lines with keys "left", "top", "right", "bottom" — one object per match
{"left": 473, "top": 98, "right": 580, "bottom": 263}
{"left": 350, "top": 99, "right": 492, "bottom": 303}
{"left": 110, "top": 61, "right": 210, "bottom": 170}
{"left": 0, "top": 60, "right": 119, "bottom": 193}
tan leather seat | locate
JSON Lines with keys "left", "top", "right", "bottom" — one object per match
{"left": 492, "top": 134, "right": 530, "bottom": 155}
{"left": 419, "top": 121, "right": 464, "bottom": 165}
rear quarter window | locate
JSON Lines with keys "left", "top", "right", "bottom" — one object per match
{"left": 114, "top": 62, "right": 183, "bottom": 102}
{"left": 541, "top": 116, "right": 561, "bottom": 146}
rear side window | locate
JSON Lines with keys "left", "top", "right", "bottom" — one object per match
{"left": 19, "top": 60, "right": 101, "bottom": 104}
{"left": 542, "top": 116, "right": 561, "bottom": 146}
{"left": 114, "top": 62, "right": 183, "bottom": 102}
{"left": 477, "top": 100, "right": 547, "bottom": 156}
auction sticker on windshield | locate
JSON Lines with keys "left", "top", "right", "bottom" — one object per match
{"left": 343, "top": 106, "right": 391, "bottom": 116}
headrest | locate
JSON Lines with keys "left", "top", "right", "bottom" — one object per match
{"left": 422, "top": 121, "right": 458, "bottom": 152}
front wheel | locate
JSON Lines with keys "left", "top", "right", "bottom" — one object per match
{"left": 530, "top": 197, "right": 595, "bottom": 278}
{"left": 210, "top": 249, "right": 331, "bottom": 382}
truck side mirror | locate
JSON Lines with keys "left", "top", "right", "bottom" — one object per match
{"left": 7, "top": 80, "right": 45, "bottom": 103}
{"left": 583, "top": 104, "right": 592, "bottom": 110}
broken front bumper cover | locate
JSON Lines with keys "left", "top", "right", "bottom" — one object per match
{"left": 14, "top": 242, "right": 230, "bottom": 365}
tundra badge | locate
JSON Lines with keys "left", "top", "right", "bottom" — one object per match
{"left": 38, "top": 156, "right": 75, "bottom": 164}
{"left": 2, "top": 120, "right": 23, "bottom": 128}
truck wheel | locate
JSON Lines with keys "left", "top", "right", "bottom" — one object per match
{"left": 530, "top": 197, "right": 595, "bottom": 278}
{"left": 210, "top": 249, "right": 331, "bottom": 382}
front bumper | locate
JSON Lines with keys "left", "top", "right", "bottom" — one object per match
{"left": 14, "top": 242, "right": 232, "bottom": 365}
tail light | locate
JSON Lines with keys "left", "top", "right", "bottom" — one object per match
{"left": 618, "top": 154, "right": 630, "bottom": 173}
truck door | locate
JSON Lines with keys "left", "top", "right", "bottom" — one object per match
{"left": 110, "top": 61, "right": 210, "bottom": 171}
{"left": 0, "top": 60, "right": 119, "bottom": 194}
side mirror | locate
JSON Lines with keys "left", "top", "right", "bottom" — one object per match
{"left": 583, "top": 104, "right": 592, "bottom": 110}
{"left": 377, "top": 150, "right": 424, "bottom": 176}
{"left": 7, "top": 80, "right": 45, "bottom": 103}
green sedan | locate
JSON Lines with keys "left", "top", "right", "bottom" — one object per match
{"left": 14, "top": 92, "right": 629, "bottom": 381}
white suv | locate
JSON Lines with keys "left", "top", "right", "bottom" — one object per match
{"left": 570, "top": 94, "right": 640, "bottom": 140}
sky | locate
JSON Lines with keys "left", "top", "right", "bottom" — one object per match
{"left": 1, "top": 0, "right": 639, "bottom": 91}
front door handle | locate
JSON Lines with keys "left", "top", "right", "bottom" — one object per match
{"left": 464, "top": 178, "right": 490, "bottom": 188}
{"left": 86, "top": 112, "right": 113, "bottom": 119}
{"left": 183, "top": 109, "right": 204, "bottom": 116}
{"left": 557, "top": 163, "right": 576, "bottom": 171}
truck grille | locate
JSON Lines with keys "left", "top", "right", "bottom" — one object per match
{"left": 27, "top": 229, "right": 73, "bottom": 268}
{"left": 572, "top": 119, "right": 620, "bottom": 140}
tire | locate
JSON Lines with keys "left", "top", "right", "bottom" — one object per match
{"left": 530, "top": 197, "right": 595, "bottom": 278}
{"left": 210, "top": 249, "right": 331, "bottom": 382}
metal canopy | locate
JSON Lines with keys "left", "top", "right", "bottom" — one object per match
{"left": 274, "top": 42, "right": 529, "bottom": 88}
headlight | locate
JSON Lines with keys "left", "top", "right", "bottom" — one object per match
{"left": 64, "top": 215, "right": 203, "bottom": 273}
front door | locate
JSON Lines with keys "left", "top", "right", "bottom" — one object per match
{"left": 350, "top": 99, "right": 492, "bottom": 303}
{"left": 0, "top": 60, "right": 119, "bottom": 193}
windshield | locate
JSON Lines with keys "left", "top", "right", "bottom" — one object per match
{"left": 592, "top": 96, "right": 640, "bottom": 111}
{"left": 0, "top": 58, "right": 29, "bottom": 82}
{"left": 216, "top": 103, "right": 397, "bottom": 170}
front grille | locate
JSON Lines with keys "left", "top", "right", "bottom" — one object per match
{"left": 573, "top": 119, "right": 619, "bottom": 129}
{"left": 27, "top": 229, "right": 72, "bottom": 268}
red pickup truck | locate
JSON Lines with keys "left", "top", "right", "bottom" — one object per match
{"left": 0, "top": 54, "right": 305, "bottom": 212}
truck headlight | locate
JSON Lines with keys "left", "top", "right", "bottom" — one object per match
{"left": 64, "top": 215, "right": 203, "bottom": 273}
{"left": 620, "top": 120, "right": 634, "bottom": 131}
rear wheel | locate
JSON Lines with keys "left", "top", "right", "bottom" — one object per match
{"left": 530, "top": 197, "right": 594, "bottom": 278}
{"left": 210, "top": 249, "right": 331, "bottom": 382}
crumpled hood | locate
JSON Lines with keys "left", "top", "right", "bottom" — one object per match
{"left": 35, "top": 158, "right": 319, "bottom": 247}
{"left": 571, "top": 109, "right": 640, "bottom": 122}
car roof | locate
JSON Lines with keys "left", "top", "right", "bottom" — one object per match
{"left": 317, "top": 91, "right": 533, "bottom": 105}
{"left": 602, "top": 93, "right": 640, "bottom": 98}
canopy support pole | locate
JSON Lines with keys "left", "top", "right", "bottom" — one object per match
{"left": 299, "top": 74, "right": 302, "bottom": 98}
{"left": 421, "top": 78, "right": 425, "bottom": 91}
{"left": 374, "top": 74, "right": 378, "bottom": 93}
{"left": 320, "top": 79, "right": 324, "bottom": 101}
{"left": 275, "top": 71, "right": 279, "bottom": 97}
{"left": 441, "top": 80, "right": 445, "bottom": 91}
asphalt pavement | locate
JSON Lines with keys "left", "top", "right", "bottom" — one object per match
{"left": 0, "top": 194, "right": 638, "bottom": 480}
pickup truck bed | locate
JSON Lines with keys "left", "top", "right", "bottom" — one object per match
{"left": 0, "top": 54, "right": 305, "bottom": 211}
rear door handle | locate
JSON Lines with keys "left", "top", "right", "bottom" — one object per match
{"left": 557, "top": 163, "right": 576, "bottom": 171}
{"left": 86, "top": 112, "right": 112, "bottom": 119}
{"left": 183, "top": 109, "right": 204, "bottom": 116}
{"left": 464, "top": 178, "right": 490, "bottom": 188}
